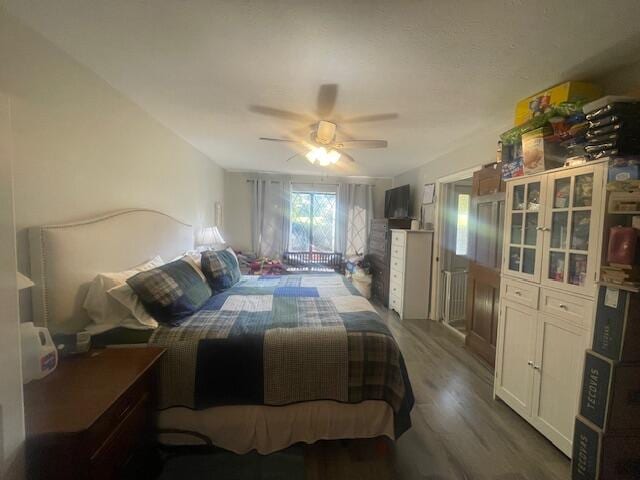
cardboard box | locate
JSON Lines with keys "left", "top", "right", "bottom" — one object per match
{"left": 571, "top": 416, "right": 640, "bottom": 480}
{"left": 579, "top": 350, "right": 640, "bottom": 432}
{"left": 515, "top": 81, "right": 602, "bottom": 126}
{"left": 521, "top": 128, "right": 566, "bottom": 175}
{"left": 594, "top": 286, "right": 640, "bottom": 362}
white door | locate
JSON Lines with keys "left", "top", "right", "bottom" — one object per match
{"left": 503, "top": 177, "right": 546, "bottom": 283}
{"left": 531, "top": 313, "right": 589, "bottom": 457}
{"left": 0, "top": 95, "right": 25, "bottom": 478}
{"left": 495, "top": 300, "right": 538, "bottom": 419}
{"left": 540, "top": 164, "right": 605, "bottom": 297}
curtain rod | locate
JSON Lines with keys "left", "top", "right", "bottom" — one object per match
{"left": 245, "top": 179, "right": 375, "bottom": 187}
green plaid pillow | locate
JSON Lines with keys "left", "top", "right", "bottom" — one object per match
{"left": 201, "top": 248, "right": 241, "bottom": 293}
{"left": 127, "top": 256, "right": 212, "bottom": 325}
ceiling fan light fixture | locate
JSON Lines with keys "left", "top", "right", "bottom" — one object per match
{"left": 326, "top": 149, "right": 341, "bottom": 164}
{"left": 305, "top": 146, "right": 326, "bottom": 164}
{"left": 305, "top": 147, "right": 341, "bottom": 166}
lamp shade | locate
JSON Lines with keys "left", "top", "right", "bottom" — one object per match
{"left": 196, "top": 226, "right": 225, "bottom": 247}
{"left": 17, "top": 272, "right": 35, "bottom": 290}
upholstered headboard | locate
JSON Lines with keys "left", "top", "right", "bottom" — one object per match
{"left": 29, "top": 209, "right": 194, "bottom": 334}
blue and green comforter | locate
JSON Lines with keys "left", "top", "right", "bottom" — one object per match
{"left": 149, "top": 273, "right": 414, "bottom": 436}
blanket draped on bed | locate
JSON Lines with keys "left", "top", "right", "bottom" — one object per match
{"left": 149, "top": 274, "right": 414, "bottom": 437}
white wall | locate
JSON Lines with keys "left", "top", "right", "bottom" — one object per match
{"left": 224, "top": 171, "right": 392, "bottom": 252}
{"left": 0, "top": 10, "right": 225, "bottom": 320}
{"left": 0, "top": 94, "right": 25, "bottom": 479}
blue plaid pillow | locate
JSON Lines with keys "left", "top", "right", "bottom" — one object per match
{"left": 126, "top": 256, "right": 212, "bottom": 325}
{"left": 201, "top": 248, "right": 241, "bottom": 293}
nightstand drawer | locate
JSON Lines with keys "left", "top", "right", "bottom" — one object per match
{"left": 90, "top": 392, "right": 150, "bottom": 480}
{"left": 87, "top": 370, "right": 151, "bottom": 457}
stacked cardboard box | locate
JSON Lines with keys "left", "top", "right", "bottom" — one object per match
{"left": 572, "top": 286, "right": 640, "bottom": 479}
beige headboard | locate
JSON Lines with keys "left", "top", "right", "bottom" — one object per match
{"left": 29, "top": 209, "right": 194, "bottom": 335}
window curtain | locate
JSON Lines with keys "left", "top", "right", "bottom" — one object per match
{"left": 336, "top": 183, "right": 374, "bottom": 256}
{"left": 250, "top": 176, "right": 291, "bottom": 258}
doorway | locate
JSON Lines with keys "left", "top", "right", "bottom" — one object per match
{"left": 438, "top": 178, "right": 472, "bottom": 334}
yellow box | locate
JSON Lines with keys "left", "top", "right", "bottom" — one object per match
{"left": 514, "top": 81, "right": 602, "bottom": 126}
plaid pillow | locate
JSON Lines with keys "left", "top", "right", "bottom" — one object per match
{"left": 201, "top": 248, "right": 241, "bottom": 293}
{"left": 126, "top": 256, "right": 212, "bottom": 325}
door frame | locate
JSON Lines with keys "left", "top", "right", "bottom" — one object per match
{"left": 429, "top": 165, "right": 482, "bottom": 321}
{"left": 0, "top": 93, "right": 25, "bottom": 479}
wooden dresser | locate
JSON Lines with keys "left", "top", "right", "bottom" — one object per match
{"left": 24, "top": 347, "right": 165, "bottom": 480}
{"left": 367, "top": 218, "right": 412, "bottom": 306}
{"left": 388, "top": 229, "right": 433, "bottom": 319}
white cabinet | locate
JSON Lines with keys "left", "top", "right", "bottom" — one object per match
{"left": 531, "top": 313, "right": 590, "bottom": 455}
{"left": 503, "top": 177, "right": 547, "bottom": 283}
{"left": 540, "top": 165, "right": 604, "bottom": 298}
{"left": 388, "top": 230, "right": 433, "bottom": 320}
{"left": 495, "top": 160, "right": 606, "bottom": 458}
{"left": 495, "top": 299, "right": 538, "bottom": 419}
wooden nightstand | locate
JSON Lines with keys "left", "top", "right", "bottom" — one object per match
{"left": 24, "top": 347, "right": 165, "bottom": 480}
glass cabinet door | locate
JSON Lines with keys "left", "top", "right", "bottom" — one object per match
{"left": 503, "top": 178, "right": 545, "bottom": 282}
{"left": 541, "top": 165, "right": 604, "bottom": 295}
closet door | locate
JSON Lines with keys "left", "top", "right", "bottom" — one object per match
{"left": 530, "top": 314, "right": 589, "bottom": 457}
{"left": 503, "top": 177, "right": 546, "bottom": 283}
{"left": 540, "top": 165, "right": 604, "bottom": 297}
{"left": 495, "top": 300, "right": 538, "bottom": 419}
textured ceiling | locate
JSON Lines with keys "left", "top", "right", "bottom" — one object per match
{"left": 6, "top": 0, "right": 640, "bottom": 177}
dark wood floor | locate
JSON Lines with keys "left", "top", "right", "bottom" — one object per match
{"left": 305, "top": 309, "right": 571, "bottom": 480}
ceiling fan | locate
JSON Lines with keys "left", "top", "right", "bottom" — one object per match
{"left": 251, "top": 84, "right": 397, "bottom": 166}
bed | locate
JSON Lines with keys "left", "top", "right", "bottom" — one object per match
{"left": 29, "top": 209, "right": 414, "bottom": 454}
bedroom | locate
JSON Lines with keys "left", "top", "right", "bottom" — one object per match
{"left": 2, "top": 1, "right": 640, "bottom": 479}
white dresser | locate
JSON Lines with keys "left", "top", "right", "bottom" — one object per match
{"left": 494, "top": 160, "right": 607, "bottom": 457}
{"left": 388, "top": 229, "right": 433, "bottom": 320}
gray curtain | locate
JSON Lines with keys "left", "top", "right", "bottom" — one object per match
{"left": 336, "top": 183, "right": 374, "bottom": 256}
{"left": 250, "top": 176, "right": 291, "bottom": 258}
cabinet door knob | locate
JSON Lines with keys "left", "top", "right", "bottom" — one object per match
{"left": 515, "top": 290, "right": 522, "bottom": 296}
{"left": 559, "top": 304, "right": 568, "bottom": 310}
{"left": 528, "top": 360, "right": 534, "bottom": 366}
{"left": 533, "top": 364, "right": 541, "bottom": 370}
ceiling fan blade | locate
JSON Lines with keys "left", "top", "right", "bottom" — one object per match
{"left": 341, "top": 113, "right": 398, "bottom": 124}
{"left": 249, "top": 105, "right": 314, "bottom": 123}
{"left": 259, "top": 137, "right": 301, "bottom": 143}
{"left": 339, "top": 151, "right": 356, "bottom": 163}
{"left": 334, "top": 140, "right": 388, "bottom": 149}
{"left": 316, "top": 84, "right": 338, "bottom": 118}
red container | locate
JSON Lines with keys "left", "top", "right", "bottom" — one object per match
{"left": 607, "top": 226, "right": 638, "bottom": 266}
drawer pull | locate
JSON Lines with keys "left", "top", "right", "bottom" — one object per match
{"left": 558, "top": 304, "right": 568, "bottom": 310}
{"left": 514, "top": 290, "right": 522, "bottom": 296}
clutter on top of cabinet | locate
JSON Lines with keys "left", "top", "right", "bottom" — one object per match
{"left": 583, "top": 99, "right": 640, "bottom": 160}
{"left": 515, "top": 81, "right": 602, "bottom": 126}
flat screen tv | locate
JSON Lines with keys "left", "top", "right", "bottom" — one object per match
{"left": 384, "top": 184, "right": 410, "bottom": 218}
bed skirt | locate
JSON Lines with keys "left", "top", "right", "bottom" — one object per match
{"left": 156, "top": 400, "right": 395, "bottom": 455}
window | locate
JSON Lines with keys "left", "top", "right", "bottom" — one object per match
{"left": 455, "top": 193, "right": 470, "bottom": 256}
{"left": 289, "top": 192, "right": 336, "bottom": 253}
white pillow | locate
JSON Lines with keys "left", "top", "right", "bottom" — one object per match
{"left": 108, "top": 283, "right": 158, "bottom": 329}
{"left": 172, "top": 250, "right": 203, "bottom": 269}
{"left": 83, "top": 256, "right": 163, "bottom": 334}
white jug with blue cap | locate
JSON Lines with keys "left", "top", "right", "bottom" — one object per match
{"left": 20, "top": 322, "right": 58, "bottom": 383}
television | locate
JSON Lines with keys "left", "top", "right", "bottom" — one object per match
{"left": 384, "top": 184, "right": 410, "bottom": 218}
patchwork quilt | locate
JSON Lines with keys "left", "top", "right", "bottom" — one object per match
{"left": 149, "top": 274, "right": 414, "bottom": 436}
